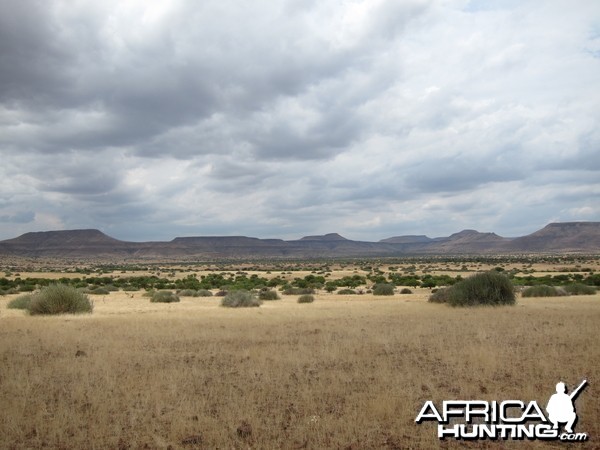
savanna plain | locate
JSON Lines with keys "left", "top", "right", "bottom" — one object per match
{"left": 1, "top": 257, "right": 599, "bottom": 449}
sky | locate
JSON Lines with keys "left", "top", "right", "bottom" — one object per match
{"left": 0, "top": 0, "right": 599, "bottom": 242}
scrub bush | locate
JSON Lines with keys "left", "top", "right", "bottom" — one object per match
{"left": 7, "top": 294, "right": 33, "bottom": 310}
{"left": 429, "top": 272, "right": 515, "bottom": 307}
{"left": 29, "top": 284, "right": 93, "bottom": 315}
{"left": 297, "top": 294, "right": 315, "bottom": 303}
{"left": 151, "top": 291, "right": 180, "bottom": 303}
{"left": 563, "top": 283, "right": 596, "bottom": 295}
{"left": 258, "top": 290, "right": 280, "bottom": 300}
{"left": 221, "top": 290, "right": 261, "bottom": 307}
{"left": 521, "top": 285, "right": 565, "bottom": 297}
{"left": 373, "top": 283, "right": 395, "bottom": 296}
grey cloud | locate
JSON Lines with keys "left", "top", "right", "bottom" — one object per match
{"left": 32, "top": 160, "right": 121, "bottom": 196}
{"left": 406, "top": 155, "right": 524, "bottom": 193}
{"left": 0, "top": 211, "right": 35, "bottom": 223}
{"left": 0, "top": 1, "right": 72, "bottom": 104}
{"left": 0, "top": 1, "right": 598, "bottom": 241}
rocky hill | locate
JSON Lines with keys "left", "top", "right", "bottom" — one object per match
{"left": 0, "top": 222, "right": 598, "bottom": 259}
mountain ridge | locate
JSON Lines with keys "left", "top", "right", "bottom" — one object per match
{"left": 0, "top": 222, "right": 598, "bottom": 259}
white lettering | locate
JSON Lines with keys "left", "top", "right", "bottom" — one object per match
{"left": 415, "top": 401, "right": 443, "bottom": 423}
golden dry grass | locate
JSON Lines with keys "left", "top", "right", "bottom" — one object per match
{"left": 0, "top": 290, "right": 599, "bottom": 449}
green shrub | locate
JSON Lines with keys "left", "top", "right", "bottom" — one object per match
{"left": 400, "top": 288, "right": 413, "bottom": 294}
{"left": 7, "top": 294, "right": 33, "bottom": 310}
{"left": 221, "top": 290, "right": 261, "bottom": 308}
{"left": 373, "top": 283, "right": 395, "bottom": 296}
{"left": 150, "top": 291, "right": 180, "bottom": 303}
{"left": 297, "top": 294, "right": 315, "bottom": 303}
{"left": 29, "top": 284, "right": 93, "bottom": 315}
{"left": 429, "top": 272, "right": 515, "bottom": 307}
{"left": 258, "top": 290, "right": 280, "bottom": 300}
{"left": 337, "top": 289, "right": 356, "bottom": 295}
{"left": 563, "top": 283, "right": 596, "bottom": 295}
{"left": 521, "top": 285, "right": 565, "bottom": 298}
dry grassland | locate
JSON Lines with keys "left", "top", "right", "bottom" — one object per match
{"left": 1, "top": 290, "right": 599, "bottom": 449}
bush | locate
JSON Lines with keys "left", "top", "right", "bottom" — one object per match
{"left": 297, "top": 294, "right": 315, "bottom": 303}
{"left": 88, "top": 287, "right": 110, "bottom": 295}
{"left": 29, "top": 284, "right": 93, "bottom": 315}
{"left": 373, "top": 283, "right": 395, "bottom": 296}
{"left": 258, "top": 290, "right": 280, "bottom": 300}
{"left": 428, "top": 287, "right": 451, "bottom": 303}
{"left": 7, "top": 294, "right": 33, "bottom": 310}
{"left": 428, "top": 272, "right": 515, "bottom": 307}
{"left": 337, "top": 289, "right": 356, "bottom": 295}
{"left": 400, "top": 288, "right": 413, "bottom": 294}
{"left": 150, "top": 291, "right": 180, "bottom": 303}
{"left": 177, "top": 289, "right": 213, "bottom": 297}
{"left": 196, "top": 289, "right": 213, "bottom": 297}
{"left": 177, "top": 289, "right": 197, "bottom": 297}
{"left": 221, "top": 290, "right": 261, "bottom": 308}
{"left": 522, "top": 285, "right": 565, "bottom": 298}
{"left": 282, "top": 287, "right": 315, "bottom": 295}
{"left": 563, "top": 283, "right": 596, "bottom": 295}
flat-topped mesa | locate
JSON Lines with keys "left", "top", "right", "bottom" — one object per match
{"left": 298, "top": 233, "right": 349, "bottom": 241}
{"left": 3, "top": 229, "right": 125, "bottom": 246}
{"left": 379, "top": 235, "right": 432, "bottom": 244}
{"left": 0, "top": 221, "right": 598, "bottom": 258}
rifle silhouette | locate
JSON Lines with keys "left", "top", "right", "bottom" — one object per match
{"left": 569, "top": 379, "right": 587, "bottom": 401}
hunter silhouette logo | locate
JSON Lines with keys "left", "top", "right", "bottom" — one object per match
{"left": 416, "top": 379, "right": 589, "bottom": 442}
{"left": 547, "top": 380, "right": 587, "bottom": 434}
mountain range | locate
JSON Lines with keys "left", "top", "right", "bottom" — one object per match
{"left": 0, "top": 222, "right": 598, "bottom": 260}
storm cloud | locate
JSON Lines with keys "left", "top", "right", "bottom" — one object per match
{"left": 0, "top": 0, "right": 598, "bottom": 241}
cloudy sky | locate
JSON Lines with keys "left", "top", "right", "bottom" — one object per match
{"left": 0, "top": 0, "right": 598, "bottom": 242}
